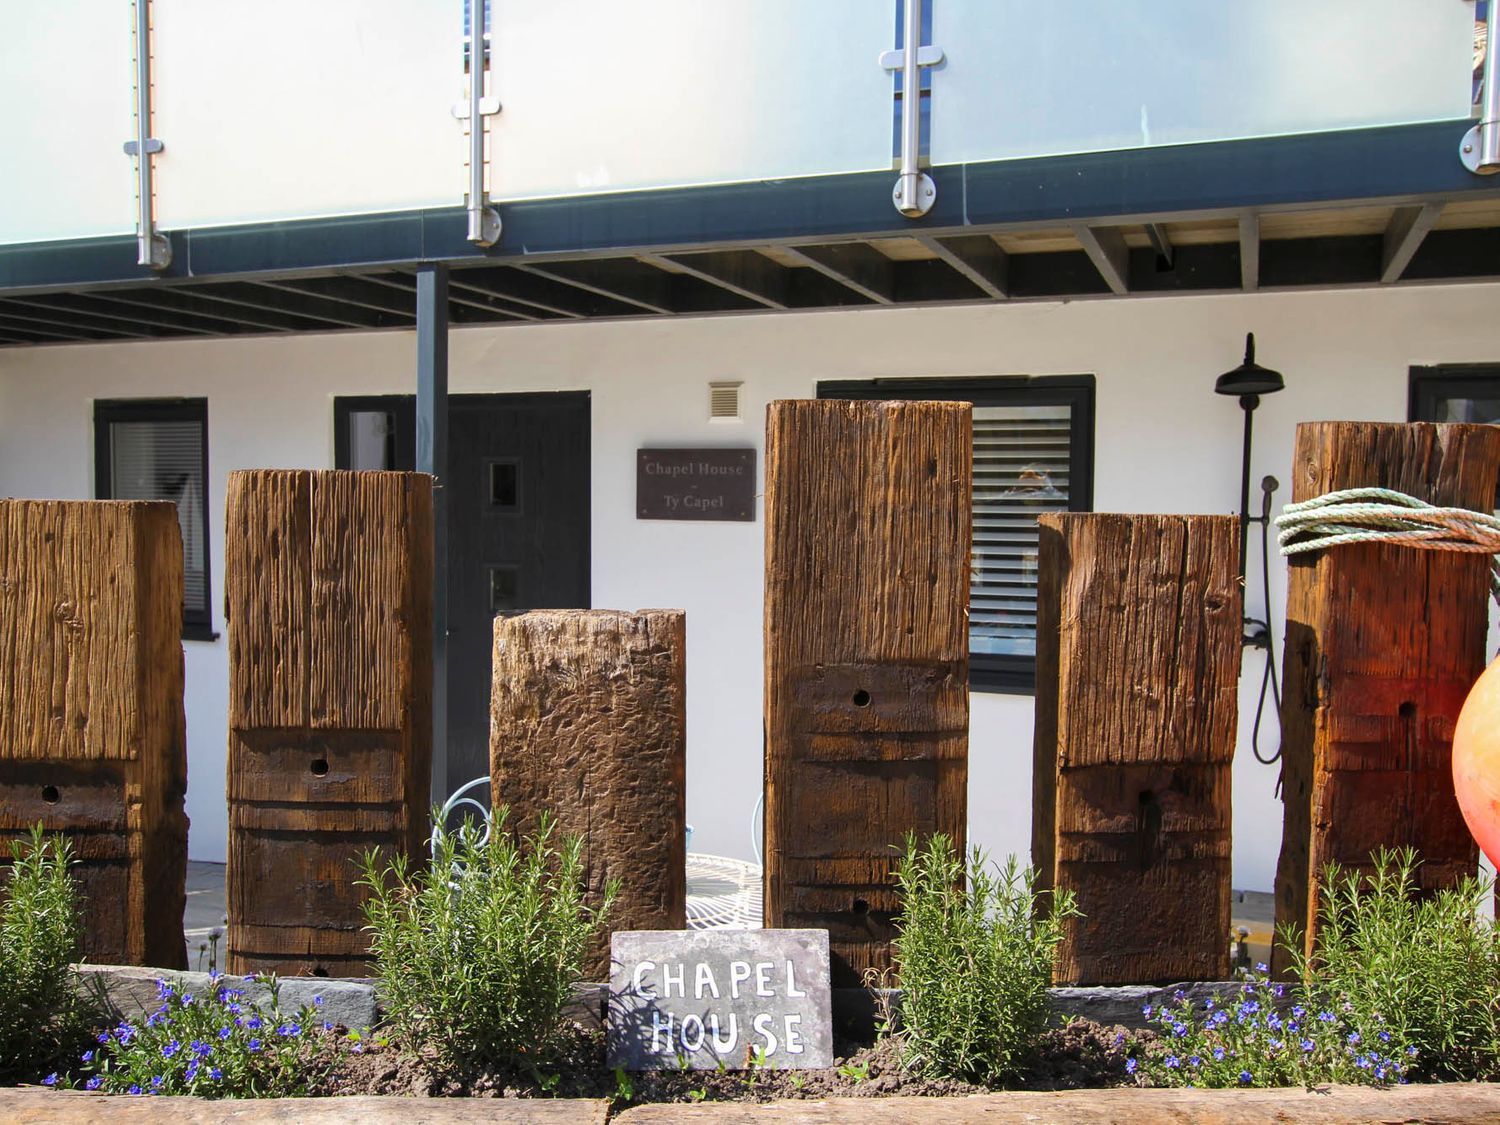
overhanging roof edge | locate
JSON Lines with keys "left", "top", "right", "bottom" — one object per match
{"left": 2, "top": 119, "right": 1497, "bottom": 295}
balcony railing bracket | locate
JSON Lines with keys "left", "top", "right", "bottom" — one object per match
{"left": 125, "top": 0, "right": 171, "bottom": 270}
{"left": 1461, "top": 0, "right": 1499, "bottom": 174}
{"left": 886, "top": 0, "right": 941, "bottom": 218}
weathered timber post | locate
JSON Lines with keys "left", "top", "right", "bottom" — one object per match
{"left": 225, "top": 470, "right": 432, "bottom": 976}
{"left": 0, "top": 500, "right": 188, "bottom": 968}
{"left": 490, "top": 609, "right": 687, "bottom": 980}
{"left": 764, "top": 399, "right": 971, "bottom": 987}
{"left": 1032, "top": 513, "right": 1240, "bottom": 984}
{"left": 1272, "top": 422, "right": 1500, "bottom": 974}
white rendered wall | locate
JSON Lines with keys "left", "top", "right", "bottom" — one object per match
{"left": 2, "top": 283, "right": 1498, "bottom": 886}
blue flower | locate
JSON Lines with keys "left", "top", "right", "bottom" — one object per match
{"left": 323, "top": 1020, "right": 334, "bottom": 1032}
{"left": 97, "top": 1032, "right": 110, "bottom": 1045}
{"left": 245, "top": 1016, "right": 262, "bottom": 1031}
{"left": 161, "top": 1040, "right": 180, "bottom": 1059}
{"left": 1172, "top": 989, "right": 1185, "bottom": 1002}
{"left": 1318, "top": 1011, "right": 1336, "bottom": 1023}
{"left": 1171, "top": 1021, "right": 1188, "bottom": 1038}
{"left": 248, "top": 1038, "right": 263, "bottom": 1052}
{"left": 116, "top": 1023, "right": 137, "bottom": 1043}
{"left": 1378, "top": 1030, "right": 1391, "bottom": 1043}
{"left": 193, "top": 1039, "right": 212, "bottom": 1057}
{"left": 185, "top": 1061, "right": 200, "bottom": 1081}
{"left": 313, "top": 995, "right": 325, "bottom": 1007}
{"left": 277, "top": 1023, "right": 301, "bottom": 1037}
{"left": 1267, "top": 1014, "right": 1282, "bottom": 1031}
{"left": 127, "top": 1085, "right": 142, "bottom": 1096}
{"left": 1407, "top": 1047, "right": 1419, "bottom": 1058}
{"left": 1212, "top": 1047, "right": 1226, "bottom": 1061}
{"left": 1187, "top": 1055, "right": 1202, "bottom": 1067}
{"left": 210, "top": 1068, "right": 222, "bottom": 1081}
{"left": 1291, "top": 1005, "right": 1306, "bottom": 1019}
{"left": 181, "top": 993, "right": 194, "bottom": 1006}
{"left": 219, "top": 1027, "right": 233, "bottom": 1040}
{"left": 85, "top": 1076, "right": 103, "bottom": 1091}
{"left": 81, "top": 1050, "right": 94, "bottom": 1063}
{"left": 1165, "top": 1055, "right": 1181, "bottom": 1069}
{"left": 1240, "top": 1070, "right": 1253, "bottom": 1084}
{"left": 1142, "top": 1004, "right": 1153, "bottom": 1018}
{"left": 154, "top": 979, "right": 173, "bottom": 1001}
{"left": 151, "top": 1076, "right": 164, "bottom": 1091}
{"left": 1375, "top": 1066, "right": 1388, "bottom": 1080}
{"left": 1301, "top": 1038, "right": 1315, "bottom": 1053}
{"left": 208, "top": 969, "right": 223, "bottom": 983}
{"left": 42, "top": 1073, "right": 58, "bottom": 1086}
{"left": 1255, "top": 962, "right": 1268, "bottom": 974}
{"left": 1347, "top": 1032, "right": 1361, "bottom": 1046}
{"left": 1124, "top": 1058, "right": 1138, "bottom": 1074}
{"left": 1272, "top": 984, "right": 1286, "bottom": 999}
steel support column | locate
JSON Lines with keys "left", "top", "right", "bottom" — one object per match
{"left": 416, "top": 263, "right": 450, "bottom": 807}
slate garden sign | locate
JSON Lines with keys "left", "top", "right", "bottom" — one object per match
{"left": 608, "top": 929, "right": 833, "bottom": 1070}
{"left": 636, "top": 448, "right": 756, "bottom": 521}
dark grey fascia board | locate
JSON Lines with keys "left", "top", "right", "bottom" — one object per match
{"left": 2, "top": 118, "right": 1498, "bottom": 295}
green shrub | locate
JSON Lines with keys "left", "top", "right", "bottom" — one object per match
{"left": 1289, "top": 848, "right": 1500, "bottom": 1081}
{"left": 890, "top": 833, "right": 1076, "bottom": 1084}
{"left": 358, "top": 806, "right": 612, "bottom": 1073}
{"left": 61, "top": 975, "right": 337, "bottom": 1097}
{"left": 1129, "top": 970, "right": 1414, "bottom": 1087}
{"left": 0, "top": 826, "right": 90, "bottom": 1083}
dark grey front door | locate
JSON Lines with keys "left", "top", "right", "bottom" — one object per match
{"left": 335, "top": 391, "right": 591, "bottom": 790}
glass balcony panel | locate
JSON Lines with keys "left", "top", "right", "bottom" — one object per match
{"left": 151, "top": 0, "right": 458, "bottom": 230}
{"left": 932, "top": 0, "right": 1475, "bottom": 167}
{"left": 0, "top": 0, "right": 137, "bottom": 243}
{"left": 489, "top": 0, "right": 892, "bottom": 201}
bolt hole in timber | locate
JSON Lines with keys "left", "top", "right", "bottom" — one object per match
{"left": 309, "top": 758, "right": 329, "bottom": 777}
{"left": 40, "top": 784, "right": 59, "bottom": 804}
{"left": 851, "top": 898, "right": 871, "bottom": 917}
{"left": 851, "top": 689, "right": 871, "bottom": 708}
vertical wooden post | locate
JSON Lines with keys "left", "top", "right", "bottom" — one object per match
{"left": 0, "top": 500, "right": 188, "bottom": 968}
{"left": 490, "top": 609, "right": 687, "bottom": 980}
{"left": 225, "top": 470, "right": 432, "bottom": 976}
{"left": 1273, "top": 422, "right": 1500, "bottom": 973}
{"left": 1032, "top": 513, "right": 1240, "bottom": 984}
{"left": 764, "top": 399, "right": 970, "bottom": 987}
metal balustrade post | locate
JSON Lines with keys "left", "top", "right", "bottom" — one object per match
{"left": 1462, "top": 0, "right": 1499, "bottom": 174}
{"left": 416, "top": 264, "right": 450, "bottom": 807}
{"left": 125, "top": 0, "right": 170, "bottom": 269}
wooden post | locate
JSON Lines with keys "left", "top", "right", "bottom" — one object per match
{"left": 225, "top": 470, "right": 432, "bottom": 976}
{"left": 490, "top": 609, "right": 686, "bottom": 980}
{"left": 0, "top": 500, "right": 188, "bottom": 968}
{"left": 764, "top": 399, "right": 970, "bottom": 987}
{"left": 1272, "top": 422, "right": 1500, "bottom": 974}
{"left": 1032, "top": 513, "right": 1240, "bottom": 984}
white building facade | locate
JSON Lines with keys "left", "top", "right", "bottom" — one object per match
{"left": 1, "top": 2, "right": 1497, "bottom": 892}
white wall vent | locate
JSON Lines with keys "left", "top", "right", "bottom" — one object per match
{"left": 709, "top": 380, "right": 743, "bottom": 422}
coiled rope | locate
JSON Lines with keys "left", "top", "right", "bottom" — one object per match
{"left": 1276, "top": 486, "right": 1500, "bottom": 606}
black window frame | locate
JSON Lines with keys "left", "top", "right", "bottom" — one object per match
{"left": 333, "top": 394, "right": 417, "bottom": 471}
{"left": 93, "top": 397, "right": 216, "bottom": 642}
{"left": 819, "top": 374, "right": 1096, "bottom": 694}
{"left": 1409, "top": 363, "right": 1500, "bottom": 506}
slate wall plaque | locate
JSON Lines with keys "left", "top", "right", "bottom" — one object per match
{"left": 608, "top": 929, "right": 833, "bottom": 1070}
{"left": 637, "top": 448, "right": 756, "bottom": 521}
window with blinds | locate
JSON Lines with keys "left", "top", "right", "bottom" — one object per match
{"left": 819, "top": 375, "right": 1095, "bottom": 692}
{"left": 94, "top": 399, "right": 214, "bottom": 639}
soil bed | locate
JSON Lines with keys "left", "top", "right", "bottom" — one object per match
{"left": 317, "top": 1019, "right": 1137, "bottom": 1102}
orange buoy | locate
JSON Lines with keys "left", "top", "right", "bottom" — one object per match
{"left": 1453, "top": 656, "right": 1500, "bottom": 869}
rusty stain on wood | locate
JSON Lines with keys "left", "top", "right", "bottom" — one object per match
{"left": 225, "top": 470, "right": 432, "bottom": 977}
{"left": 1033, "top": 513, "right": 1240, "bottom": 985}
{"left": 1272, "top": 422, "right": 1500, "bottom": 974}
{"left": 0, "top": 500, "right": 188, "bottom": 968}
{"left": 763, "top": 400, "right": 971, "bottom": 987}
{"left": 490, "top": 609, "right": 687, "bottom": 981}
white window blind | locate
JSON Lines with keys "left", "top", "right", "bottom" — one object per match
{"left": 970, "top": 403, "right": 1072, "bottom": 659}
{"left": 108, "top": 420, "right": 207, "bottom": 617}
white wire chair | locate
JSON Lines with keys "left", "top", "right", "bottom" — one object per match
{"left": 434, "top": 775, "right": 763, "bottom": 931}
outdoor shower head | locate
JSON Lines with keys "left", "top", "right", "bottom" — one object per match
{"left": 1215, "top": 333, "right": 1285, "bottom": 398}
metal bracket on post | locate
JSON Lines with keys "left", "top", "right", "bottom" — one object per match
{"left": 454, "top": 0, "right": 502, "bottom": 245}
{"left": 1461, "top": 0, "right": 1499, "bottom": 174}
{"left": 125, "top": 0, "right": 170, "bottom": 269}
{"left": 882, "top": 0, "right": 942, "bottom": 218}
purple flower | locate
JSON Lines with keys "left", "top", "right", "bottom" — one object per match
{"left": 42, "top": 1073, "right": 58, "bottom": 1086}
{"left": 81, "top": 1050, "right": 94, "bottom": 1063}
{"left": 1142, "top": 1004, "right": 1154, "bottom": 1018}
{"left": 1124, "top": 1058, "right": 1138, "bottom": 1074}
{"left": 313, "top": 995, "right": 325, "bottom": 1007}
{"left": 1255, "top": 962, "right": 1268, "bottom": 974}
{"left": 1348, "top": 1032, "right": 1361, "bottom": 1046}
{"left": 323, "top": 1020, "right": 334, "bottom": 1032}
{"left": 1165, "top": 1055, "right": 1180, "bottom": 1069}
{"left": 151, "top": 1076, "right": 164, "bottom": 1091}
{"left": 1378, "top": 1030, "right": 1392, "bottom": 1043}
{"left": 1318, "top": 1011, "right": 1336, "bottom": 1023}
{"left": 185, "top": 1061, "right": 200, "bottom": 1081}
{"left": 97, "top": 1032, "right": 110, "bottom": 1045}
{"left": 1407, "top": 1047, "right": 1419, "bottom": 1058}
{"left": 181, "top": 993, "right": 194, "bottom": 1006}
{"left": 248, "top": 1038, "right": 263, "bottom": 1052}
{"left": 1212, "top": 1047, "right": 1226, "bottom": 1061}
{"left": 245, "top": 1016, "right": 262, "bottom": 1031}
{"left": 1188, "top": 1055, "right": 1202, "bottom": 1067}
{"left": 85, "top": 1076, "right": 103, "bottom": 1091}
{"left": 277, "top": 1023, "right": 300, "bottom": 1037}
{"left": 1291, "top": 1005, "right": 1306, "bottom": 1019}
{"left": 1240, "top": 1070, "right": 1253, "bottom": 1084}
{"left": 1301, "top": 1038, "right": 1315, "bottom": 1053}
{"left": 219, "top": 1027, "right": 233, "bottom": 1040}
{"left": 209, "top": 1068, "right": 222, "bottom": 1081}
{"left": 1172, "top": 989, "right": 1185, "bottom": 1001}
{"left": 1171, "top": 1021, "right": 1188, "bottom": 1037}
{"left": 154, "top": 979, "right": 173, "bottom": 1000}
{"left": 161, "top": 1040, "right": 180, "bottom": 1059}
{"left": 127, "top": 1085, "right": 142, "bottom": 1096}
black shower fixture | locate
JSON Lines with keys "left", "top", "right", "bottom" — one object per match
{"left": 1216, "top": 332, "right": 1285, "bottom": 580}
